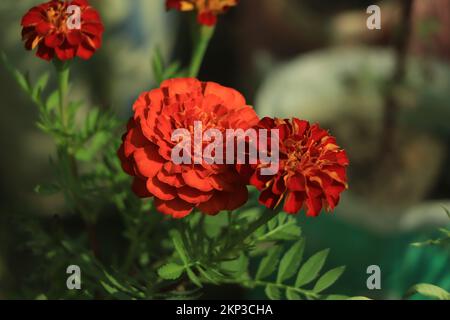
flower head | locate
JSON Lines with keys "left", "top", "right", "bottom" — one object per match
{"left": 166, "top": 0, "right": 238, "bottom": 26}
{"left": 118, "top": 78, "right": 259, "bottom": 218}
{"left": 21, "top": 0, "right": 104, "bottom": 61}
{"left": 245, "top": 118, "right": 349, "bottom": 217}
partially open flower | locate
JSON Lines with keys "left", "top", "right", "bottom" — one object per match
{"left": 166, "top": 0, "right": 238, "bottom": 26}
{"left": 21, "top": 0, "right": 104, "bottom": 61}
{"left": 118, "top": 78, "right": 259, "bottom": 218}
{"left": 245, "top": 118, "right": 349, "bottom": 217}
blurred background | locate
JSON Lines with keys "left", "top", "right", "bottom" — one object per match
{"left": 0, "top": 0, "right": 449, "bottom": 299}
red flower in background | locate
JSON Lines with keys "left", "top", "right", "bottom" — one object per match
{"left": 245, "top": 118, "right": 349, "bottom": 217}
{"left": 21, "top": 0, "right": 104, "bottom": 61}
{"left": 118, "top": 78, "right": 259, "bottom": 218}
{"left": 166, "top": 0, "right": 238, "bottom": 26}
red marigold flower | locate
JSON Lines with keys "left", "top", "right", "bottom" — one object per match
{"left": 245, "top": 118, "right": 349, "bottom": 217}
{"left": 21, "top": 0, "right": 104, "bottom": 61}
{"left": 166, "top": 0, "right": 238, "bottom": 26}
{"left": 118, "top": 78, "right": 259, "bottom": 218}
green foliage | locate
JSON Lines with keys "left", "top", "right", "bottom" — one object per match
{"left": 3, "top": 41, "right": 347, "bottom": 300}
{"left": 158, "top": 263, "right": 185, "bottom": 280}
{"left": 405, "top": 283, "right": 450, "bottom": 300}
{"left": 153, "top": 210, "right": 347, "bottom": 300}
{"left": 403, "top": 209, "right": 450, "bottom": 301}
{"left": 151, "top": 47, "right": 184, "bottom": 85}
{"left": 411, "top": 208, "right": 450, "bottom": 248}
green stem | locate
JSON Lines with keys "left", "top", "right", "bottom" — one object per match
{"left": 216, "top": 209, "right": 280, "bottom": 261}
{"left": 53, "top": 59, "right": 100, "bottom": 259}
{"left": 188, "top": 24, "right": 215, "bottom": 78}
{"left": 54, "top": 60, "right": 70, "bottom": 131}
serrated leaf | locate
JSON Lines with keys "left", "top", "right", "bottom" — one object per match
{"left": 295, "top": 248, "right": 330, "bottom": 288}
{"left": 406, "top": 283, "right": 450, "bottom": 300}
{"left": 286, "top": 288, "right": 301, "bottom": 300}
{"left": 313, "top": 266, "right": 345, "bottom": 293}
{"left": 256, "top": 246, "right": 282, "bottom": 280}
{"left": 265, "top": 285, "right": 281, "bottom": 300}
{"left": 158, "top": 263, "right": 185, "bottom": 280}
{"left": 277, "top": 239, "right": 305, "bottom": 283}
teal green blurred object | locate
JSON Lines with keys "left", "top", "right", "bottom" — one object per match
{"left": 298, "top": 214, "right": 450, "bottom": 300}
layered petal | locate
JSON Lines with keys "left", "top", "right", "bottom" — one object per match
{"left": 118, "top": 78, "right": 257, "bottom": 218}
{"left": 247, "top": 118, "right": 349, "bottom": 217}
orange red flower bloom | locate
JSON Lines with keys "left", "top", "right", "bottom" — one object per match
{"left": 166, "top": 0, "right": 238, "bottom": 26}
{"left": 118, "top": 78, "right": 259, "bottom": 218}
{"left": 21, "top": 0, "right": 104, "bottom": 61}
{"left": 244, "top": 118, "right": 349, "bottom": 217}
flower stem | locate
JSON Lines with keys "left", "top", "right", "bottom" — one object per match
{"left": 217, "top": 208, "right": 280, "bottom": 260}
{"left": 53, "top": 59, "right": 100, "bottom": 259}
{"left": 188, "top": 24, "right": 215, "bottom": 78}
{"left": 54, "top": 60, "right": 70, "bottom": 131}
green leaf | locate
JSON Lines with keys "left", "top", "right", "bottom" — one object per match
{"left": 295, "top": 248, "right": 330, "bottom": 288}
{"left": 265, "top": 285, "right": 281, "bottom": 300}
{"left": 32, "top": 72, "right": 49, "bottom": 101}
{"left": 256, "top": 246, "right": 282, "bottom": 280}
{"left": 76, "top": 131, "right": 110, "bottom": 161}
{"left": 257, "top": 217, "right": 301, "bottom": 241}
{"left": 406, "top": 283, "right": 450, "bottom": 300}
{"left": 45, "top": 90, "right": 59, "bottom": 112}
{"left": 152, "top": 47, "right": 165, "bottom": 84}
{"left": 277, "top": 239, "right": 305, "bottom": 283}
{"left": 163, "top": 61, "right": 181, "bottom": 79}
{"left": 158, "top": 263, "right": 185, "bottom": 280}
{"left": 267, "top": 217, "right": 277, "bottom": 231}
{"left": 85, "top": 108, "right": 100, "bottom": 133}
{"left": 171, "top": 230, "right": 189, "bottom": 265}
{"left": 313, "top": 266, "right": 346, "bottom": 293}
{"left": 196, "top": 266, "right": 222, "bottom": 284}
{"left": 1, "top": 52, "right": 31, "bottom": 93}
{"left": 325, "top": 294, "right": 349, "bottom": 300}
{"left": 286, "top": 288, "right": 302, "bottom": 300}
{"left": 347, "top": 296, "right": 372, "bottom": 300}
{"left": 186, "top": 268, "right": 203, "bottom": 288}
{"left": 443, "top": 207, "right": 450, "bottom": 219}
{"left": 221, "top": 254, "right": 249, "bottom": 276}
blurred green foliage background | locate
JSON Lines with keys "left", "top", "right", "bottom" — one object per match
{"left": 0, "top": 0, "right": 449, "bottom": 299}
